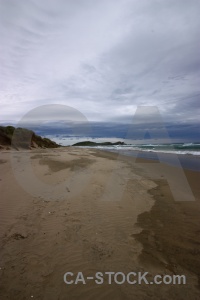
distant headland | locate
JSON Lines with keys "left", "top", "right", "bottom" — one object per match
{"left": 72, "top": 141, "right": 126, "bottom": 146}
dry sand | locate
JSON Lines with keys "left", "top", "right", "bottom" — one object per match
{"left": 0, "top": 147, "right": 200, "bottom": 299}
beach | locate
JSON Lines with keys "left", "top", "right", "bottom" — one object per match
{"left": 0, "top": 147, "right": 200, "bottom": 299}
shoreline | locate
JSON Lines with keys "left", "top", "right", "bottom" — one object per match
{"left": 0, "top": 148, "right": 200, "bottom": 299}
{"left": 70, "top": 148, "right": 200, "bottom": 290}
{"left": 96, "top": 148, "right": 200, "bottom": 172}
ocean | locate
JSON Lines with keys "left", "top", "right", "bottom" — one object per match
{"left": 82, "top": 142, "right": 200, "bottom": 172}
{"left": 90, "top": 142, "right": 200, "bottom": 156}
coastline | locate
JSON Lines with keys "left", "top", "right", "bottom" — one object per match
{"left": 92, "top": 148, "right": 200, "bottom": 288}
{"left": 0, "top": 147, "right": 200, "bottom": 299}
{"left": 96, "top": 148, "right": 200, "bottom": 172}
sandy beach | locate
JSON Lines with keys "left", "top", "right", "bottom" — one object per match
{"left": 0, "top": 147, "right": 200, "bottom": 299}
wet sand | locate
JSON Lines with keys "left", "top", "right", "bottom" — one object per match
{"left": 0, "top": 147, "right": 200, "bottom": 299}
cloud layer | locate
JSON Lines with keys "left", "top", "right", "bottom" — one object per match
{"left": 0, "top": 0, "right": 200, "bottom": 129}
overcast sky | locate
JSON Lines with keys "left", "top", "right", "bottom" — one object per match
{"left": 0, "top": 0, "right": 200, "bottom": 129}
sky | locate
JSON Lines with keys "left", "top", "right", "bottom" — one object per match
{"left": 0, "top": 0, "right": 200, "bottom": 140}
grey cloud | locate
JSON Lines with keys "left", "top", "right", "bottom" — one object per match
{"left": 0, "top": 0, "right": 199, "bottom": 129}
